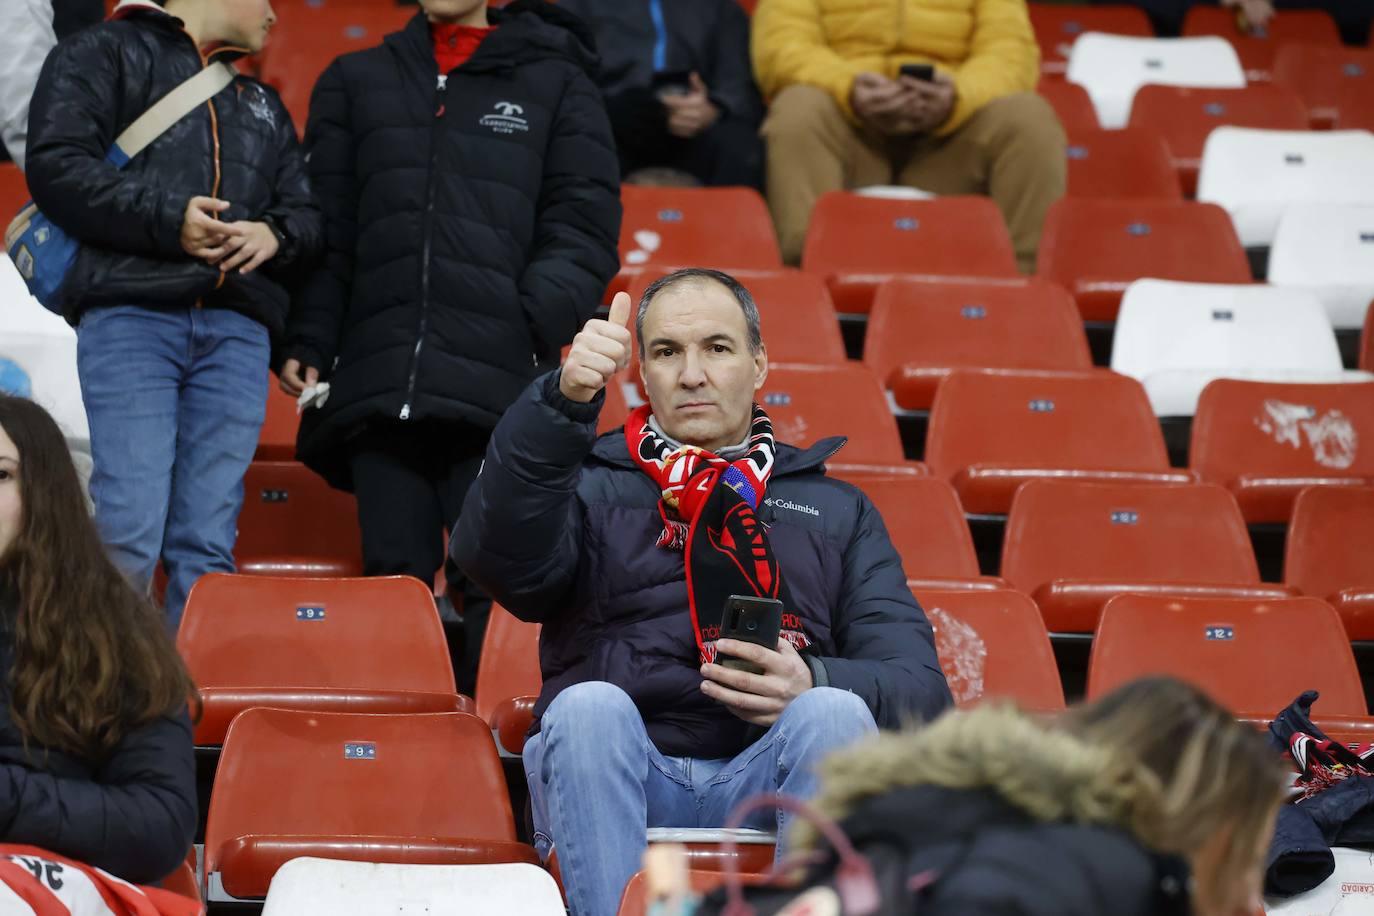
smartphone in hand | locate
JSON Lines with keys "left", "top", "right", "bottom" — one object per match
{"left": 899, "top": 63, "right": 936, "bottom": 82}
{"left": 716, "top": 595, "right": 784, "bottom": 675}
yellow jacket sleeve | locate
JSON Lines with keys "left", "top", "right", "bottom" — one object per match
{"left": 752, "top": 0, "right": 865, "bottom": 120}
{"left": 939, "top": 0, "right": 1041, "bottom": 135}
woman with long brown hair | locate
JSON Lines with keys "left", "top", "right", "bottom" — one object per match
{"left": 0, "top": 395, "right": 196, "bottom": 884}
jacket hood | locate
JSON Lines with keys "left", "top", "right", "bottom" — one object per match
{"left": 390, "top": 0, "right": 599, "bottom": 77}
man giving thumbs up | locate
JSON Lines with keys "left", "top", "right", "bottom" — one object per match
{"left": 451, "top": 268, "right": 951, "bottom": 916}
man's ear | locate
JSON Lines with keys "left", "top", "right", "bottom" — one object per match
{"left": 753, "top": 343, "right": 768, "bottom": 391}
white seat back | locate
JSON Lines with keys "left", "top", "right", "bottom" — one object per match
{"left": 1268, "top": 204, "right": 1374, "bottom": 329}
{"left": 1067, "top": 33, "right": 1244, "bottom": 129}
{"left": 1197, "top": 128, "right": 1374, "bottom": 248}
{"left": 261, "top": 859, "right": 566, "bottom": 916}
{"left": 1111, "top": 279, "right": 1370, "bottom": 416}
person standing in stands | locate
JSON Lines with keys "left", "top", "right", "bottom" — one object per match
{"left": 752, "top": 0, "right": 1066, "bottom": 273}
{"left": 0, "top": 397, "right": 197, "bottom": 884}
{"left": 24, "top": 0, "right": 323, "bottom": 628}
{"left": 558, "top": 0, "right": 764, "bottom": 189}
{"left": 279, "top": 0, "right": 620, "bottom": 692}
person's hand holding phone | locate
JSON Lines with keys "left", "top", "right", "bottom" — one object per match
{"left": 662, "top": 71, "right": 719, "bottom": 139}
{"left": 700, "top": 637, "right": 814, "bottom": 727}
{"left": 849, "top": 72, "right": 917, "bottom": 136}
{"left": 897, "top": 69, "right": 957, "bottom": 133}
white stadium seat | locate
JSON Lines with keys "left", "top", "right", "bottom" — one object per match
{"left": 1268, "top": 204, "right": 1374, "bottom": 329}
{"left": 1067, "top": 33, "right": 1244, "bottom": 129}
{"left": 1110, "top": 279, "right": 1373, "bottom": 416}
{"left": 1197, "top": 128, "right": 1374, "bottom": 248}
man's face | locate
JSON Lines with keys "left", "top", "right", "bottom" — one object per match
{"left": 421, "top": 0, "right": 488, "bottom": 24}
{"left": 639, "top": 280, "right": 767, "bottom": 452}
{"left": 221, "top": 0, "right": 275, "bottom": 52}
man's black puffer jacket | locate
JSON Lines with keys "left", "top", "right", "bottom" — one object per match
{"left": 285, "top": 0, "right": 621, "bottom": 490}
{"left": 24, "top": 1, "right": 322, "bottom": 341}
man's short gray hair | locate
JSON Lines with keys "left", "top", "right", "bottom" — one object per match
{"left": 635, "top": 268, "right": 763, "bottom": 358}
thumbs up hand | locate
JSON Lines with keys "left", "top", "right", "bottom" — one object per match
{"left": 559, "top": 291, "right": 634, "bottom": 404}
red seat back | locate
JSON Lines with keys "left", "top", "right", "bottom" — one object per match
{"left": 1028, "top": 3, "right": 1153, "bottom": 76}
{"left": 1285, "top": 485, "right": 1374, "bottom": 603}
{"left": 1127, "top": 85, "right": 1309, "bottom": 196}
{"left": 1036, "top": 198, "right": 1251, "bottom": 322}
{"left": 801, "top": 193, "right": 1018, "bottom": 315}
{"left": 0, "top": 163, "right": 29, "bottom": 221}
{"left": 865, "top": 277, "right": 1091, "bottom": 411}
{"left": 1088, "top": 594, "right": 1367, "bottom": 716}
{"left": 236, "top": 461, "right": 362, "bottom": 576}
{"left": 1182, "top": 6, "right": 1342, "bottom": 79}
{"left": 1189, "top": 379, "right": 1374, "bottom": 522}
{"left": 914, "top": 587, "right": 1065, "bottom": 710}
{"left": 760, "top": 364, "right": 905, "bottom": 465}
{"left": 846, "top": 476, "right": 981, "bottom": 582}
{"left": 205, "top": 709, "right": 525, "bottom": 897}
{"left": 474, "top": 603, "right": 542, "bottom": 725}
{"left": 178, "top": 573, "right": 458, "bottom": 742}
{"left": 1273, "top": 44, "right": 1374, "bottom": 129}
{"left": 1037, "top": 79, "right": 1099, "bottom": 132}
{"left": 1065, "top": 128, "right": 1181, "bottom": 200}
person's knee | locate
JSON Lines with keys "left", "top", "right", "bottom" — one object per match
{"left": 783, "top": 687, "right": 877, "bottom": 744}
{"left": 543, "top": 681, "right": 640, "bottom": 741}
{"left": 761, "top": 84, "right": 848, "bottom": 143}
{"left": 976, "top": 92, "right": 1067, "bottom": 154}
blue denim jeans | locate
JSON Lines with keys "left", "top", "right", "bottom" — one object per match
{"left": 523, "top": 681, "right": 878, "bottom": 916}
{"left": 76, "top": 306, "right": 268, "bottom": 628}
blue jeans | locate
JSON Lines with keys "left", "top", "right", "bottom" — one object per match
{"left": 76, "top": 306, "right": 269, "bottom": 628}
{"left": 523, "top": 682, "right": 878, "bottom": 916}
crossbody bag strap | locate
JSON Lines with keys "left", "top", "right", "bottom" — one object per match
{"left": 111, "top": 60, "right": 238, "bottom": 162}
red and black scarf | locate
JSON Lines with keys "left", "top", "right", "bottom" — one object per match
{"left": 626, "top": 405, "right": 806, "bottom": 664}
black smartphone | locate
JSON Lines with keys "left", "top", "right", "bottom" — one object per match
{"left": 899, "top": 63, "right": 936, "bottom": 82}
{"left": 651, "top": 69, "right": 693, "bottom": 98}
{"left": 717, "top": 595, "right": 785, "bottom": 674}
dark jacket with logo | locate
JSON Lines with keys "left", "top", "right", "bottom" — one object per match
{"left": 285, "top": 1, "right": 621, "bottom": 489}
{"left": 24, "top": 1, "right": 322, "bottom": 340}
{"left": 0, "top": 589, "right": 195, "bottom": 885}
{"left": 452, "top": 371, "right": 952, "bottom": 759}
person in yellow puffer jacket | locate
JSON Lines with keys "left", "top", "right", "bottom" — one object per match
{"left": 752, "top": 0, "right": 1066, "bottom": 272}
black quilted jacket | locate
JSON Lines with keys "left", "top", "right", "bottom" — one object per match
{"left": 285, "top": 1, "right": 621, "bottom": 489}
{"left": 24, "top": 2, "right": 322, "bottom": 342}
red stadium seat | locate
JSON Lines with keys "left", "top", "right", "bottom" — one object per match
{"left": 613, "top": 186, "right": 782, "bottom": 298}
{"left": 1274, "top": 44, "right": 1374, "bottom": 129}
{"left": 1001, "top": 479, "right": 1290, "bottom": 633}
{"left": 1087, "top": 594, "right": 1368, "bottom": 717}
{"left": 913, "top": 588, "right": 1065, "bottom": 710}
{"left": 1189, "top": 379, "right": 1374, "bottom": 523}
{"left": 801, "top": 192, "right": 1019, "bottom": 316}
{"left": 474, "top": 603, "right": 541, "bottom": 754}
{"left": 625, "top": 268, "right": 846, "bottom": 368}
{"left": 236, "top": 460, "right": 362, "bottom": 576}
{"left": 1037, "top": 78, "right": 1100, "bottom": 133}
{"left": 1064, "top": 128, "right": 1182, "bottom": 200}
{"left": 1029, "top": 3, "right": 1154, "bottom": 76}
{"left": 864, "top": 277, "right": 1092, "bottom": 411}
{"left": 1363, "top": 303, "right": 1374, "bottom": 372}
{"left": 1332, "top": 77, "right": 1374, "bottom": 132}
{"left": 846, "top": 476, "right": 1002, "bottom": 591}
{"left": 205, "top": 709, "right": 536, "bottom": 900}
{"left": 258, "top": 0, "right": 414, "bottom": 130}
{"left": 0, "top": 163, "right": 29, "bottom": 223}
{"left": 178, "top": 573, "right": 467, "bottom": 744}
{"left": 759, "top": 363, "right": 912, "bottom": 470}
{"left": 1128, "top": 84, "right": 1309, "bottom": 197}
{"left": 925, "top": 370, "right": 1194, "bottom": 515}
{"left": 1036, "top": 198, "right": 1251, "bottom": 322}
{"left": 1183, "top": 6, "right": 1341, "bottom": 80}
{"left": 257, "top": 376, "right": 301, "bottom": 460}
{"left": 1285, "top": 485, "right": 1374, "bottom": 640}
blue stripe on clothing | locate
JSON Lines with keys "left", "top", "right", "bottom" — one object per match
{"left": 648, "top": 0, "right": 668, "bottom": 71}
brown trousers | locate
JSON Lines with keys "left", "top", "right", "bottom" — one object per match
{"left": 761, "top": 86, "right": 1067, "bottom": 273}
